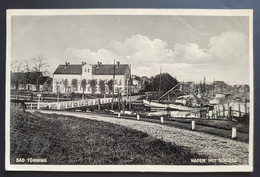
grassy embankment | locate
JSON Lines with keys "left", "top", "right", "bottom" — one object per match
{"left": 10, "top": 109, "right": 210, "bottom": 165}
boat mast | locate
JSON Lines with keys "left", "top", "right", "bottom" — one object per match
{"left": 159, "top": 65, "right": 162, "bottom": 102}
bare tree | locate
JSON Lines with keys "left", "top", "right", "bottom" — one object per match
{"left": 11, "top": 60, "right": 25, "bottom": 72}
{"left": 64, "top": 79, "right": 69, "bottom": 96}
{"left": 99, "top": 80, "right": 106, "bottom": 95}
{"left": 31, "top": 55, "right": 50, "bottom": 75}
{"left": 71, "top": 79, "right": 78, "bottom": 92}
{"left": 81, "top": 79, "right": 87, "bottom": 100}
{"left": 55, "top": 81, "right": 62, "bottom": 102}
{"left": 107, "top": 79, "right": 113, "bottom": 94}
{"left": 90, "top": 79, "right": 97, "bottom": 94}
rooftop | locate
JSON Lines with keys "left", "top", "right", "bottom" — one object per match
{"left": 53, "top": 64, "right": 129, "bottom": 75}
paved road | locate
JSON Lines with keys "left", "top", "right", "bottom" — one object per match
{"left": 28, "top": 110, "right": 249, "bottom": 165}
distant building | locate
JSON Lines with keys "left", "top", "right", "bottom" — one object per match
{"left": 52, "top": 62, "right": 131, "bottom": 95}
{"left": 237, "top": 84, "right": 250, "bottom": 94}
{"left": 213, "top": 81, "right": 228, "bottom": 93}
{"left": 11, "top": 71, "right": 52, "bottom": 91}
{"left": 179, "top": 82, "right": 195, "bottom": 94}
{"left": 131, "top": 75, "right": 143, "bottom": 94}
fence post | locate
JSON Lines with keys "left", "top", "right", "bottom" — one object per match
{"left": 238, "top": 103, "right": 241, "bottom": 118}
{"left": 137, "top": 114, "right": 140, "bottom": 121}
{"left": 123, "top": 100, "right": 126, "bottom": 114}
{"left": 192, "top": 120, "right": 195, "bottom": 130}
{"left": 160, "top": 116, "right": 164, "bottom": 124}
{"left": 98, "top": 98, "right": 101, "bottom": 112}
{"left": 223, "top": 105, "right": 225, "bottom": 117}
{"left": 228, "top": 106, "right": 232, "bottom": 121}
{"left": 231, "top": 127, "right": 237, "bottom": 139}
{"left": 57, "top": 103, "right": 60, "bottom": 110}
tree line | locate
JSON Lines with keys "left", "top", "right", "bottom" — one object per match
{"left": 141, "top": 73, "right": 179, "bottom": 93}
{"left": 11, "top": 55, "right": 50, "bottom": 75}
{"left": 56, "top": 78, "right": 116, "bottom": 99}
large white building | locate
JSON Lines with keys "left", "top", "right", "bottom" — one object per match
{"left": 52, "top": 62, "right": 131, "bottom": 95}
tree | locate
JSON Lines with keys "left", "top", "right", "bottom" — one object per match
{"left": 90, "top": 79, "right": 97, "bottom": 94}
{"left": 107, "top": 79, "right": 113, "bottom": 94}
{"left": 99, "top": 80, "right": 106, "bottom": 95}
{"left": 143, "top": 80, "right": 152, "bottom": 92}
{"left": 11, "top": 60, "right": 25, "bottom": 72}
{"left": 45, "top": 78, "right": 52, "bottom": 93}
{"left": 151, "top": 73, "right": 178, "bottom": 93}
{"left": 55, "top": 81, "right": 62, "bottom": 102}
{"left": 31, "top": 55, "right": 50, "bottom": 75}
{"left": 64, "top": 79, "right": 69, "bottom": 95}
{"left": 81, "top": 79, "right": 87, "bottom": 99}
{"left": 71, "top": 79, "right": 78, "bottom": 92}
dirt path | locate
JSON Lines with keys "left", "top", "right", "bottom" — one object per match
{"left": 29, "top": 110, "right": 249, "bottom": 165}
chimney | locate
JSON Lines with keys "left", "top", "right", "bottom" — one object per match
{"left": 65, "top": 62, "right": 70, "bottom": 68}
{"left": 97, "top": 61, "right": 102, "bottom": 69}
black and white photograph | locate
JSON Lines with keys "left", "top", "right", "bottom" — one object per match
{"left": 5, "top": 9, "right": 253, "bottom": 172}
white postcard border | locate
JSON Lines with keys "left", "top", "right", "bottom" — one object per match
{"left": 5, "top": 9, "right": 254, "bottom": 172}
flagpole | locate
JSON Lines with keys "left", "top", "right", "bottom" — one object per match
{"left": 129, "top": 64, "right": 132, "bottom": 111}
{"left": 159, "top": 65, "right": 162, "bottom": 102}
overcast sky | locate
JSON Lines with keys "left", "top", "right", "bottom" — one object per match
{"left": 11, "top": 15, "right": 250, "bottom": 85}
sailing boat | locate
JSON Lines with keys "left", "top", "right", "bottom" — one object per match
{"left": 143, "top": 71, "right": 213, "bottom": 114}
{"left": 143, "top": 93, "right": 211, "bottom": 112}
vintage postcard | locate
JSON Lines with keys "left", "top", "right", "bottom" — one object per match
{"left": 5, "top": 9, "right": 253, "bottom": 172}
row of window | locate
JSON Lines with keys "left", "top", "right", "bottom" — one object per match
{"left": 84, "top": 68, "right": 90, "bottom": 73}
{"left": 54, "top": 78, "right": 123, "bottom": 85}
{"left": 57, "top": 85, "right": 123, "bottom": 92}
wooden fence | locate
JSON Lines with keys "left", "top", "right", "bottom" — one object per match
{"left": 25, "top": 97, "right": 118, "bottom": 110}
{"left": 207, "top": 102, "right": 250, "bottom": 119}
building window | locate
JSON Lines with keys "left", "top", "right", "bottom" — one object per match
{"left": 88, "top": 68, "right": 90, "bottom": 73}
{"left": 119, "top": 79, "right": 122, "bottom": 85}
{"left": 85, "top": 69, "right": 87, "bottom": 72}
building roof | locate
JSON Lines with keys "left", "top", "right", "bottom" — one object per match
{"left": 213, "top": 81, "right": 228, "bottom": 86}
{"left": 26, "top": 72, "right": 44, "bottom": 84}
{"left": 92, "top": 64, "right": 129, "bottom": 75}
{"left": 54, "top": 65, "right": 82, "bottom": 75}
{"left": 53, "top": 64, "right": 129, "bottom": 75}
{"left": 38, "top": 76, "right": 51, "bottom": 85}
{"left": 11, "top": 72, "right": 47, "bottom": 85}
{"left": 132, "top": 75, "right": 142, "bottom": 81}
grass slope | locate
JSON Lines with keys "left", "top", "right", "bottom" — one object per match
{"left": 10, "top": 109, "right": 209, "bottom": 165}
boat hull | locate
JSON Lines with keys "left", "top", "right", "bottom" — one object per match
{"left": 143, "top": 100, "right": 208, "bottom": 112}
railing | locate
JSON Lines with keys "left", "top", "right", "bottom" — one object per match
{"left": 208, "top": 102, "right": 250, "bottom": 119}
{"left": 25, "top": 97, "right": 118, "bottom": 110}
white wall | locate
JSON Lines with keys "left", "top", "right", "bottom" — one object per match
{"left": 53, "top": 74, "right": 82, "bottom": 93}
{"left": 52, "top": 64, "right": 131, "bottom": 95}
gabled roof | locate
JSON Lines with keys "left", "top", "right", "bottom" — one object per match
{"left": 26, "top": 72, "right": 43, "bottom": 84}
{"left": 38, "top": 76, "right": 51, "bottom": 85}
{"left": 54, "top": 65, "right": 82, "bottom": 75}
{"left": 132, "top": 75, "right": 142, "bottom": 81}
{"left": 11, "top": 71, "right": 46, "bottom": 85}
{"left": 92, "top": 64, "right": 129, "bottom": 75}
{"left": 213, "top": 81, "right": 227, "bottom": 86}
